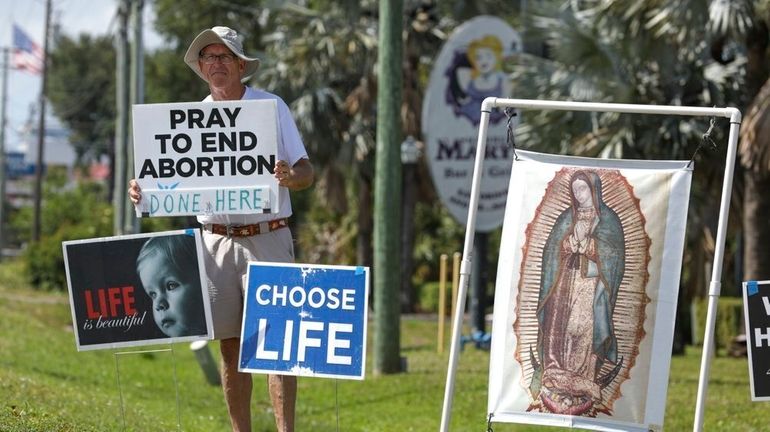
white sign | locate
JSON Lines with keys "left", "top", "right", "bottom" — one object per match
{"left": 132, "top": 100, "right": 279, "bottom": 217}
{"left": 422, "top": 16, "right": 521, "bottom": 232}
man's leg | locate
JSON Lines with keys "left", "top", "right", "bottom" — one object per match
{"left": 221, "top": 337, "right": 252, "bottom": 432}
{"left": 269, "top": 374, "right": 297, "bottom": 432}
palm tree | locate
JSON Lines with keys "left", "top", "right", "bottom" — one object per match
{"left": 255, "top": 1, "right": 379, "bottom": 266}
{"left": 509, "top": 0, "right": 750, "bottom": 303}
{"left": 740, "top": 80, "right": 770, "bottom": 280}
{"left": 708, "top": 0, "right": 770, "bottom": 281}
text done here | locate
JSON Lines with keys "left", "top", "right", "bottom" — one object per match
{"left": 141, "top": 187, "right": 271, "bottom": 217}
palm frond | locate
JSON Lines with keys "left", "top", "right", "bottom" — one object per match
{"left": 708, "top": 0, "right": 756, "bottom": 37}
{"left": 510, "top": 0, "right": 739, "bottom": 163}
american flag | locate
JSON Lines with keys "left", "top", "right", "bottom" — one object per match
{"left": 12, "top": 24, "right": 44, "bottom": 75}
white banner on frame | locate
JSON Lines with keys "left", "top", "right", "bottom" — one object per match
{"left": 488, "top": 150, "right": 692, "bottom": 431}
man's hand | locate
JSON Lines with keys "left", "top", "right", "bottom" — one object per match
{"left": 274, "top": 158, "right": 314, "bottom": 191}
{"left": 128, "top": 179, "right": 142, "bottom": 205}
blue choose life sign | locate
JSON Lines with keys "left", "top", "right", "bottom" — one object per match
{"left": 239, "top": 262, "right": 370, "bottom": 380}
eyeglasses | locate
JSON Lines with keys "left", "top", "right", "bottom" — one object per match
{"left": 199, "top": 53, "right": 237, "bottom": 64}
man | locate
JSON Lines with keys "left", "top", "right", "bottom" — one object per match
{"left": 128, "top": 26, "right": 314, "bottom": 432}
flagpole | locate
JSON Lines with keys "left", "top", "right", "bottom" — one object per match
{"left": 32, "top": 0, "right": 52, "bottom": 242}
{"left": 0, "top": 47, "right": 9, "bottom": 260}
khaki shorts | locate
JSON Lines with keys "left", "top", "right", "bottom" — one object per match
{"left": 201, "top": 227, "right": 295, "bottom": 340}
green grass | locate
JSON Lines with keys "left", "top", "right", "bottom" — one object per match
{"left": 0, "top": 259, "right": 766, "bottom": 431}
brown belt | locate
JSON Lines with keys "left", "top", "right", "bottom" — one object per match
{"left": 204, "top": 218, "right": 289, "bottom": 237}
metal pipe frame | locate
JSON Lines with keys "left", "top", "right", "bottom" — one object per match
{"left": 439, "top": 97, "right": 741, "bottom": 432}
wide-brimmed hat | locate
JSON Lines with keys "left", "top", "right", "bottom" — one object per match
{"left": 183, "top": 26, "right": 260, "bottom": 83}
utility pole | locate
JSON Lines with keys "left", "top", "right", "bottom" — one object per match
{"left": 125, "top": 0, "right": 143, "bottom": 234}
{"left": 32, "top": 0, "right": 52, "bottom": 243}
{"left": 373, "top": 0, "right": 404, "bottom": 375}
{"left": 0, "top": 48, "right": 9, "bottom": 260}
{"left": 113, "top": 0, "right": 130, "bottom": 235}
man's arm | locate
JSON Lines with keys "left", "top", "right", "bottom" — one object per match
{"left": 275, "top": 158, "right": 314, "bottom": 191}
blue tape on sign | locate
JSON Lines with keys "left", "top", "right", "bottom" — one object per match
{"left": 185, "top": 228, "right": 196, "bottom": 237}
{"left": 355, "top": 266, "right": 364, "bottom": 275}
{"left": 747, "top": 280, "right": 759, "bottom": 296}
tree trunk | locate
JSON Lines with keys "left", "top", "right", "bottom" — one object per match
{"left": 743, "top": 171, "right": 770, "bottom": 280}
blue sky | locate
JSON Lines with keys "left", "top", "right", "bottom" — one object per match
{"left": 1, "top": 0, "right": 162, "bottom": 155}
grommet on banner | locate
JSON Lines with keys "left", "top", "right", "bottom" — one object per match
{"left": 486, "top": 413, "right": 494, "bottom": 431}
{"left": 504, "top": 107, "right": 519, "bottom": 161}
{"left": 687, "top": 117, "right": 718, "bottom": 168}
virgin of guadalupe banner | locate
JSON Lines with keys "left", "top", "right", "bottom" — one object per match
{"left": 63, "top": 229, "right": 213, "bottom": 351}
{"left": 488, "top": 150, "right": 692, "bottom": 432}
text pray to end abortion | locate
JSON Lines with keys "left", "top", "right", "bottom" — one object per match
{"left": 137, "top": 106, "right": 275, "bottom": 179}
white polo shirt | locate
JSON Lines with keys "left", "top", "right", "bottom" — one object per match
{"left": 196, "top": 87, "right": 308, "bottom": 226}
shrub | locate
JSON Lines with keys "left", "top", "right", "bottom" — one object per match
{"left": 417, "top": 281, "right": 454, "bottom": 314}
{"left": 24, "top": 222, "right": 110, "bottom": 290}
{"left": 13, "top": 180, "right": 113, "bottom": 291}
{"left": 691, "top": 296, "right": 744, "bottom": 354}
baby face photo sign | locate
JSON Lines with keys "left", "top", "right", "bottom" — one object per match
{"left": 63, "top": 229, "right": 213, "bottom": 351}
{"left": 132, "top": 99, "right": 279, "bottom": 217}
{"left": 239, "top": 263, "right": 370, "bottom": 380}
{"left": 488, "top": 150, "right": 692, "bottom": 432}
